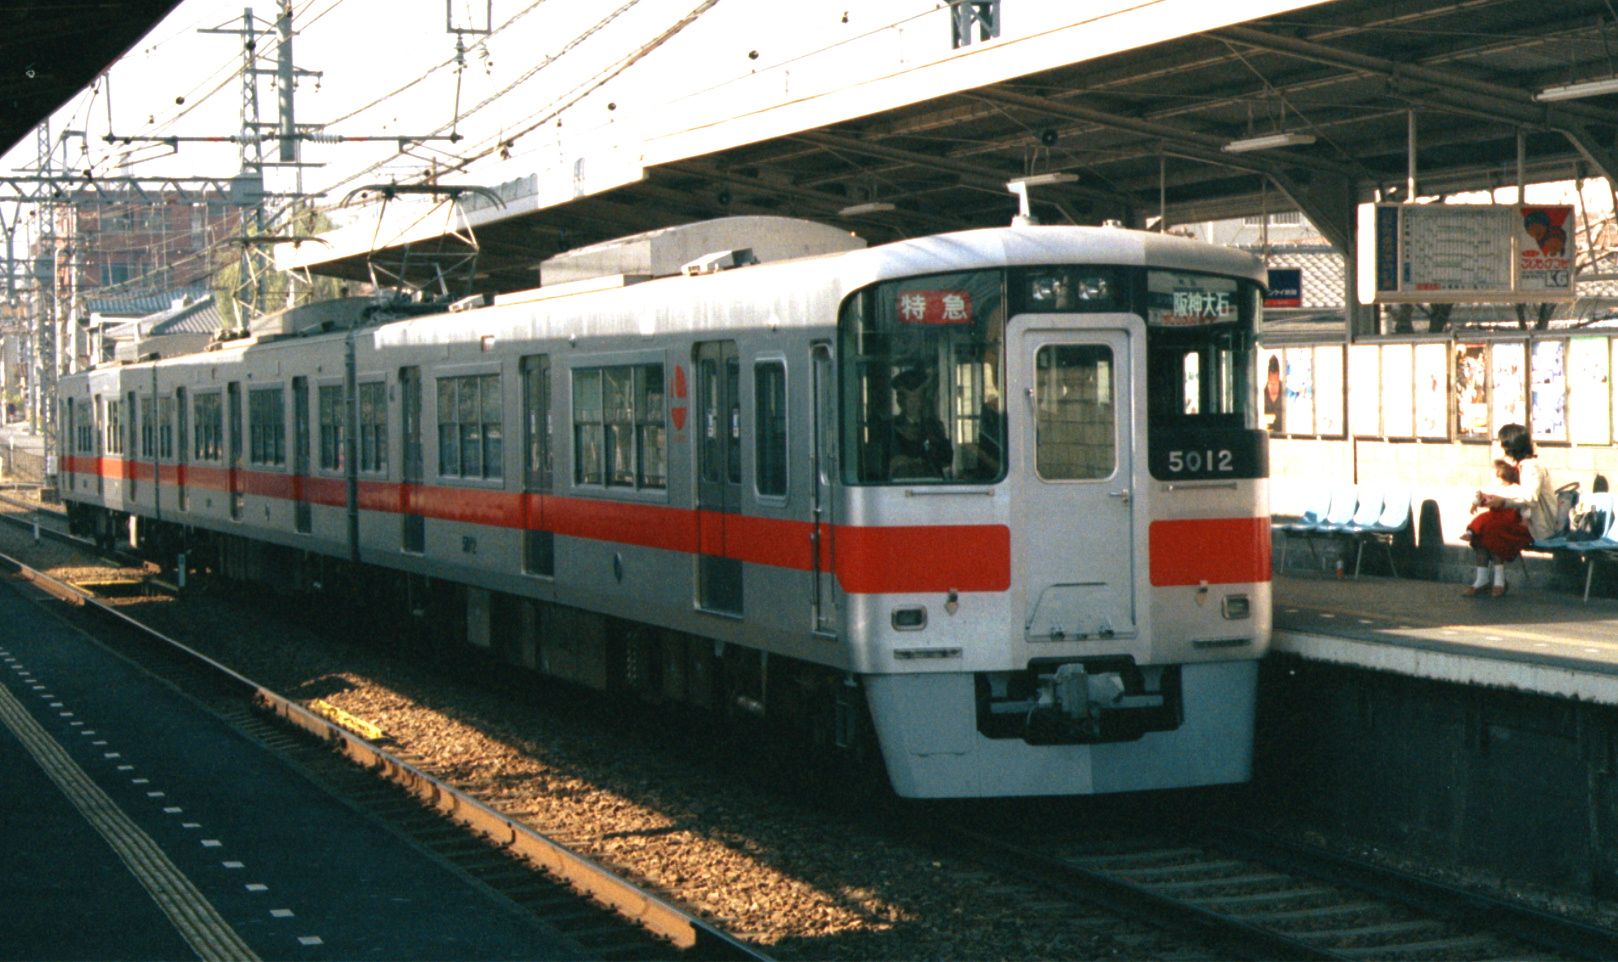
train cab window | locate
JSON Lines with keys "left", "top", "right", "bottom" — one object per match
{"left": 755, "top": 361, "right": 788, "bottom": 497}
{"left": 840, "top": 269, "right": 1006, "bottom": 484}
{"left": 1143, "top": 270, "right": 1266, "bottom": 481}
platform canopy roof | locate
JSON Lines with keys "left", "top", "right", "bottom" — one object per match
{"left": 0, "top": 1, "right": 186, "bottom": 160}
{"left": 291, "top": 0, "right": 1618, "bottom": 293}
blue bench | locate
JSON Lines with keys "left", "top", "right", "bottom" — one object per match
{"left": 1528, "top": 491, "right": 1618, "bottom": 602}
{"left": 1274, "top": 484, "right": 1412, "bottom": 578}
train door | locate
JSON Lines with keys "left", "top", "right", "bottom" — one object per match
{"left": 175, "top": 387, "right": 188, "bottom": 511}
{"left": 520, "top": 355, "right": 552, "bottom": 575}
{"left": 292, "top": 376, "right": 311, "bottom": 534}
{"left": 1010, "top": 322, "right": 1136, "bottom": 641}
{"left": 810, "top": 341, "right": 839, "bottom": 635}
{"left": 227, "top": 382, "right": 243, "bottom": 520}
{"left": 695, "top": 340, "right": 742, "bottom": 614}
{"left": 127, "top": 390, "right": 139, "bottom": 500}
{"left": 400, "top": 365, "right": 424, "bottom": 552}
{"left": 94, "top": 394, "right": 105, "bottom": 497}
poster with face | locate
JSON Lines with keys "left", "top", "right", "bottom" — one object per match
{"left": 1530, "top": 339, "right": 1567, "bottom": 442}
{"left": 1313, "top": 345, "right": 1344, "bottom": 437}
{"left": 1348, "top": 343, "right": 1380, "bottom": 437}
{"left": 1490, "top": 341, "right": 1527, "bottom": 432}
{"left": 1260, "top": 347, "right": 1285, "bottom": 435}
{"left": 1518, "top": 205, "right": 1576, "bottom": 296}
{"left": 1453, "top": 343, "right": 1489, "bottom": 440}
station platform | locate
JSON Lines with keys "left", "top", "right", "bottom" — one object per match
{"left": 1272, "top": 573, "right": 1618, "bottom": 706}
{"left": 0, "top": 575, "right": 585, "bottom": 962}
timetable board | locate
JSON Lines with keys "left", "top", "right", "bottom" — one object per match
{"left": 1364, "top": 203, "right": 1576, "bottom": 304}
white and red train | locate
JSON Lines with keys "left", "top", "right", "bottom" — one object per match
{"left": 57, "top": 217, "right": 1271, "bottom": 798}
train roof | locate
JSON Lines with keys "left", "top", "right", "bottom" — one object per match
{"left": 65, "top": 223, "right": 1267, "bottom": 380}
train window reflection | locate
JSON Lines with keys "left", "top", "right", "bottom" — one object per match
{"left": 1034, "top": 344, "right": 1115, "bottom": 481}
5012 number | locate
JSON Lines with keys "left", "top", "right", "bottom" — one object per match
{"left": 1166, "top": 449, "right": 1233, "bottom": 473}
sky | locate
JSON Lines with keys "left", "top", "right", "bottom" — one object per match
{"left": 5, "top": 0, "right": 1611, "bottom": 257}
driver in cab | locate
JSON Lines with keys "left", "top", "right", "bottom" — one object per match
{"left": 885, "top": 367, "right": 953, "bottom": 480}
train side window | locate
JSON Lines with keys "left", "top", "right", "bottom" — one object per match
{"left": 1033, "top": 344, "right": 1116, "bottom": 481}
{"left": 193, "top": 392, "right": 223, "bottom": 461}
{"left": 637, "top": 364, "right": 666, "bottom": 490}
{"left": 572, "top": 363, "right": 665, "bottom": 490}
{"left": 573, "top": 369, "right": 604, "bottom": 485}
{"left": 521, "top": 355, "right": 551, "bottom": 490}
{"left": 105, "top": 398, "right": 124, "bottom": 455}
{"left": 755, "top": 360, "right": 787, "bottom": 497}
{"left": 357, "top": 381, "right": 388, "bottom": 473}
{"left": 140, "top": 396, "right": 155, "bottom": 458}
{"left": 158, "top": 397, "right": 174, "bottom": 459}
{"left": 437, "top": 373, "right": 502, "bottom": 481}
{"left": 318, "top": 384, "right": 345, "bottom": 471}
{"left": 248, "top": 386, "right": 286, "bottom": 466}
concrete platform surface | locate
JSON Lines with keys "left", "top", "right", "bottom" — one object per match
{"left": 1273, "top": 573, "right": 1618, "bottom": 704}
{"left": 0, "top": 575, "right": 586, "bottom": 962}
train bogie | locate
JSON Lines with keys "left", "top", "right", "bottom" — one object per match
{"left": 57, "top": 219, "right": 1271, "bottom": 798}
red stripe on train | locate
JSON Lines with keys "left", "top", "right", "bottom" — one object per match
{"left": 63, "top": 462, "right": 1013, "bottom": 593}
{"left": 1147, "top": 517, "right": 1272, "bottom": 586}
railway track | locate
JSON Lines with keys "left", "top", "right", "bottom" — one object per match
{"left": 941, "top": 815, "right": 1618, "bottom": 961}
{"left": 7, "top": 486, "right": 1616, "bottom": 960}
{"left": 0, "top": 526, "right": 770, "bottom": 962}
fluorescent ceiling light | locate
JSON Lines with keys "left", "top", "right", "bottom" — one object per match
{"left": 837, "top": 202, "right": 895, "bottom": 216}
{"left": 1006, "top": 172, "right": 1078, "bottom": 189}
{"left": 1223, "top": 132, "right": 1316, "bottom": 153}
{"left": 1536, "top": 77, "right": 1618, "bottom": 102}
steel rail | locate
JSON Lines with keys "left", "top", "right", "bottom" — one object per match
{"left": 1207, "top": 820, "right": 1618, "bottom": 961}
{"left": 0, "top": 542, "right": 770, "bottom": 962}
{"left": 942, "top": 824, "right": 1344, "bottom": 961}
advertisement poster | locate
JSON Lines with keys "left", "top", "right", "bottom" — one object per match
{"left": 1491, "top": 341, "right": 1527, "bottom": 432}
{"left": 1381, "top": 343, "right": 1415, "bottom": 438}
{"left": 1518, "top": 205, "right": 1576, "bottom": 295}
{"left": 1284, "top": 346, "right": 1315, "bottom": 436}
{"left": 1348, "top": 344, "right": 1380, "bottom": 437}
{"left": 1314, "top": 345, "right": 1345, "bottom": 437}
{"left": 1260, "top": 348, "right": 1285, "bottom": 435}
{"left": 1568, "top": 336, "right": 1610, "bottom": 445}
{"left": 1414, "top": 342, "right": 1449, "bottom": 439}
{"left": 1530, "top": 339, "right": 1567, "bottom": 442}
{"left": 1453, "top": 342, "right": 1489, "bottom": 440}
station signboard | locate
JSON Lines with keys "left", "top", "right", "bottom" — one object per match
{"left": 1265, "top": 268, "right": 1302, "bottom": 308}
{"left": 1361, "top": 203, "right": 1576, "bottom": 304}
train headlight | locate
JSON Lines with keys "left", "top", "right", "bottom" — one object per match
{"left": 1221, "top": 594, "right": 1251, "bottom": 620}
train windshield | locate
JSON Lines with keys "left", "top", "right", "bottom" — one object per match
{"left": 1142, "top": 270, "right": 1266, "bottom": 480}
{"left": 840, "top": 270, "right": 1006, "bottom": 484}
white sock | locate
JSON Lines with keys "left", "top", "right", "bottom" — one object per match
{"left": 1471, "top": 566, "right": 1490, "bottom": 588}
{"left": 1493, "top": 564, "right": 1506, "bottom": 587}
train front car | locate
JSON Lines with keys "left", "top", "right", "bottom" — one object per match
{"left": 837, "top": 228, "right": 1270, "bottom": 798}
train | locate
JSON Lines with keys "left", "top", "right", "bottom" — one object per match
{"left": 56, "top": 216, "right": 1272, "bottom": 798}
